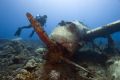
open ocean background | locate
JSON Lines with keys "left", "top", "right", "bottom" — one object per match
{"left": 0, "top": 0, "right": 120, "bottom": 43}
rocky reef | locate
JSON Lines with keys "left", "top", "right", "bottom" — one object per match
{"left": 0, "top": 39, "right": 120, "bottom": 80}
{"left": 0, "top": 39, "right": 44, "bottom": 80}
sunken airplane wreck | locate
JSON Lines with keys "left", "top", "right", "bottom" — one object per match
{"left": 26, "top": 12, "right": 120, "bottom": 80}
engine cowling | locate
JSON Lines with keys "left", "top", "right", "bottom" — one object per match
{"left": 50, "top": 20, "right": 89, "bottom": 53}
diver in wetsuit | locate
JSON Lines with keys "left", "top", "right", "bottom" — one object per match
{"left": 14, "top": 14, "right": 47, "bottom": 37}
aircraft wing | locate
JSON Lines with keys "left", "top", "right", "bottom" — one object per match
{"left": 85, "top": 20, "right": 120, "bottom": 40}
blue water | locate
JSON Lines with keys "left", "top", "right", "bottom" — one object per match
{"left": 0, "top": 0, "right": 120, "bottom": 41}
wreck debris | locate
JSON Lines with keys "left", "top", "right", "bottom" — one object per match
{"left": 26, "top": 12, "right": 93, "bottom": 80}
{"left": 26, "top": 12, "right": 120, "bottom": 80}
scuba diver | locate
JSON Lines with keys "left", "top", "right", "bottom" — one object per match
{"left": 14, "top": 14, "right": 47, "bottom": 37}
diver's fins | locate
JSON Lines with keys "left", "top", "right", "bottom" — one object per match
{"left": 29, "top": 30, "right": 35, "bottom": 38}
{"left": 14, "top": 27, "right": 22, "bottom": 37}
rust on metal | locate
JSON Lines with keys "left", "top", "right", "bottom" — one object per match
{"left": 26, "top": 12, "right": 93, "bottom": 79}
